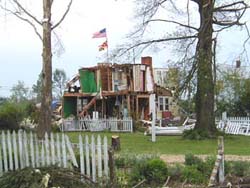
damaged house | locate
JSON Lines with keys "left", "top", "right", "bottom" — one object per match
{"left": 62, "top": 56, "right": 176, "bottom": 131}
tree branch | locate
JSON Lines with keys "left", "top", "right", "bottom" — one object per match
{"left": 52, "top": 0, "right": 73, "bottom": 30}
{"left": 178, "top": 58, "right": 197, "bottom": 94}
{"left": 144, "top": 19, "right": 198, "bottom": 31}
{"left": 214, "top": 1, "right": 248, "bottom": 12}
{"left": 121, "top": 35, "right": 197, "bottom": 57}
{"left": 12, "top": 0, "right": 42, "bottom": 26}
{"left": 213, "top": 2, "right": 247, "bottom": 28}
{"left": 213, "top": 19, "right": 244, "bottom": 27}
{"left": 134, "top": 35, "right": 197, "bottom": 49}
{"left": 0, "top": 4, "right": 42, "bottom": 41}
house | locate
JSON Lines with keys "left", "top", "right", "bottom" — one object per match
{"left": 153, "top": 67, "right": 180, "bottom": 118}
{"left": 63, "top": 56, "right": 176, "bottom": 121}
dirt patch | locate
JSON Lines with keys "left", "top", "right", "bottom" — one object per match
{"left": 160, "top": 154, "right": 250, "bottom": 164}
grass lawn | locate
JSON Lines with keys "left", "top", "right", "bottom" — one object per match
{"left": 66, "top": 131, "right": 250, "bottom": 155}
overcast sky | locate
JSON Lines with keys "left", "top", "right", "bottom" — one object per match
{"left": 0, "top": 0, "right": 250, "bottom": 97}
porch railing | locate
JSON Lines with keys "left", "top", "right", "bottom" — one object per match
{"left": 62, "top": 117, "right": 133, "bottom": 133}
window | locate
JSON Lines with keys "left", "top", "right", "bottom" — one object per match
{"left": 158, "top": 96, "right": 169, "bottom": 111}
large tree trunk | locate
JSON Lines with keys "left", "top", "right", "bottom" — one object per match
{"left": 194, "top": 0, "right": 216, "bottom": 136}
{"left": 38, "top": 0, "right": 52, "bottom": 139}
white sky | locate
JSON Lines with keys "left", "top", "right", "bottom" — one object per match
{"left": 0, "top": 0, "right": 250, "bottom": 97}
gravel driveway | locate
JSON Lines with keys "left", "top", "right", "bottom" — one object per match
{"left": 160, "top": 154, "right": 250, "bottom": 164}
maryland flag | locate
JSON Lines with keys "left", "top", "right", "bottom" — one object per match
{"left": 99, "top": 40, "right": 108, "bottom": 51}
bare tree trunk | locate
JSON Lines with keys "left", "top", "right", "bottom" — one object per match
{"left": 38, "top": 0, "right": 52, "bottom": 139}
{"left": 195, "top": 0, "right": 216, "bottom": 136}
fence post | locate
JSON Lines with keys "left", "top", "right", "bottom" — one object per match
{"left": 103, "top": 136, "right": 108, "bottom": 177}
{"left": 30, "top": 132, "right": 35, "bottom": 168}
{"left": 35, "top": 134, "right": 40, "bottom": 167}
{"left": 41, "top": 141, "right": 45, "bottom": 166}
{"left": 18, "top": 130, "right": 24, "bottom": 169}
{"left": 97, "top": 135, "right": 102, "bottom": 178}
{"left": 91, "top": 135, "right": 96, "bottom": 182}
{"left": 23, "top": 131, "right": 29, "bottom": 167}
{"left": 7, "top": 131, "right": 13, "bottom": 170}
{"left": 208, "top": 136, "right": 224, "bottom": 187}
{"left": 62, "top": 134, "right": 67, "bottom": 168}
{"left": 108, "top": 147, "right": 115, "bottom": 187}
{"left": 65, "top": 135, "right": 78, "bottom": 168}
{"left": 79, "top": 134, "right": 85, "bottom": 181}
{"left": 56, "top": 133, "right": 61, "bottom": 167}
{"left": 2, "top": 131, "right": 8, "bottom": 172}
{"left": 45, "top": 133, "right": 50, "bottom": 166}
{"left": 85, "top": 135, "right": 90, "bottom": 177}
{"left": 50, "top": 133, "right": 56, "bottom": 165}
{"left": 218, "top": 136, "right": 225, "bottom": 184}
{"left": 12, "top": 131, "right": 19, "bottom": 170}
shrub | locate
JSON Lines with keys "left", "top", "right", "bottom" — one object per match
{"left": 181, "top": 165, "right": 206, "bottom": 184}
{"left": 168, "top": 164, "right": 184, "bottom": 180}
{"left": 115, "top": 155, "right": 126, "bottom": 169}
{"left": 185, "top": 153, "right": 203, "bottom": 166}
{"left": 128, "top": 157, "right": 148, "bottom": 185}
{"left": 200, "top": 156, "right": 216, "bottom": 178}
{"left": 129, "top": 158, "right": 167, "bottom": 186}
{"left": 0, "top": 102, "right": 24, "bottom": 130}
{"left": 24, "top": 102, "right": 40, "bottom": 124}
{"left": 232, "top": 161, "right": 250, "bottom": 177}
{"left": 184, "top": 154, "right": 215, "bottom": 183}
{"left": 183, "top": 129, "right": 210, "bottom": 140}
{"left": 144, "top": 159, "right": 168, "bottom": 185}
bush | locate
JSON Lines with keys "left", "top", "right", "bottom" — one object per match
{"left": 115, "top": 155, "right": 127, "bottom": 169}
{"left": 168, "top": 164, "right": 184, "bottom": 180}
{"left": 184, "top": 154, "right": 215, "bottom": 183}
{"left": 232, "top": 161, "right": 250, "bottom": 177}
{"left": 144, "top": 159, "right": 168, "bottom": 185}
{"left": 181, "top": 165, "right": 206, "bottom": 184}
{"left": 185, "top": 153, "right": 203, "bottom": 166}
{"left": 0, "top": 102, "right": 25, "bottom": 130}
{"left": 24, "top": 102, "right": 40, "bottom": 124}
{"left": 200, "top": 156, "right": 216, "bottom": 178}
{"left": 129, "top": 158, "right": 167, "bottom": 186}
{"left": 183, "top": 129, "right": 210, "bottom": 140}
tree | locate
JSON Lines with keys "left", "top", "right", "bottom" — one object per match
{"left": 53, "top": 68, "right": 67, "bottom": 99}
{"left": 215, "top": 66, "right": 250, "bottom": 116}
{"left": 0, "top": 0, "right": 73, "bottom": 138}
{"left": 10, "top": 80, "right": 30, "bottom": 103}
{"left": 116, "top": 0, "right": 249, "bottom": 137}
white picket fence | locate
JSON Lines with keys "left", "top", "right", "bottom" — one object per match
{"left": 217, "top": 117, "right": 250, "bottom": 136}
{"left": 62, "top": 117, "right": 133, "bottom": 133}
{"left": 0, "top": 130, "right": 109, "bottom": 182}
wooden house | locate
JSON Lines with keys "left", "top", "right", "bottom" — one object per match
{"left": 63, "top": 56, "right": 175, "bottom": 120}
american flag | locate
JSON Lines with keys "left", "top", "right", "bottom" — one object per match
{"left": 92, "top": 28, "right": 107, "bottom": 38}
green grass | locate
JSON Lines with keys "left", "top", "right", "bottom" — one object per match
{"left": 66, "top": 132, "right": 250, "bottom": 155}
